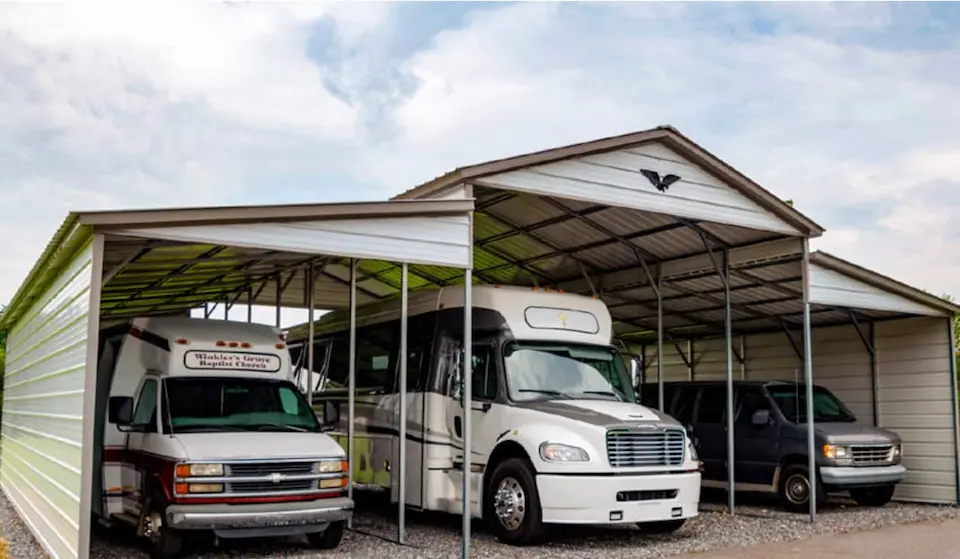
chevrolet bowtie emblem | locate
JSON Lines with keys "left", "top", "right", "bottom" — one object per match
{"left": 268, "top": 473, "right": 284, "bottom": 484}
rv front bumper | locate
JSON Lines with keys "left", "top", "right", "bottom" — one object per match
{"left": 165, "top": 497, "right": 354, "bottom": 531}
{"left": 536, "top": 470, "right": 701, "bottom": 524}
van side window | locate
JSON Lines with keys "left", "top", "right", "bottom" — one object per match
{"left": 736, "top": 387, "right": 770, "bottom": 426}
{"left": 696, "top": 386, "right": 726, "bottom": 424}
{"left": 672, "top": 387, "right": 696, "bottom": 425}
{"left": 133, "top": 378, "right": 158, "bottom": 433}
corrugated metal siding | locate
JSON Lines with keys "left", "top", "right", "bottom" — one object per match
{"left": 114, "top": 215, "right": 473, "bottom": 268}
{"left": 476, "top": 142, "right": 800, "bottom": 235}
{"left": 809, "top": 264, "right": 943, "bottom": 316}
{"left": 875, "top": 318, "right": 957, "bottom": 503}
{"left": 1, "top": 243, "right": 93, "bottom": 559}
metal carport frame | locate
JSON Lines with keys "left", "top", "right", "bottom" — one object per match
{"left": 0, "top": 198, "right": 475, "bottom": 559}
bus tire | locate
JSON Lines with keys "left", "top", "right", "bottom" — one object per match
{"left": 144, "top": 491, "right": 184, "bottom": 559}
{"left": 484, "top": 457, "right": 545, "bottom": 546}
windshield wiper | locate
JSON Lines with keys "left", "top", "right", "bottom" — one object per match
{"left": 251, "top": 423, "right": 310, "bottom": 432}
{"left": 580, "top": 390, "right": 623, "bottom": 401}
{"left": 518, "top": 389, "right": 574, "bottom": 400}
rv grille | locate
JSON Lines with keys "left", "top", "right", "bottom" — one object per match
{"left": 197, "top": 459, "right": 343, "bottom": 497}
{"left": 851, "top": 445, "right": 895, "bottom": 465}
{"left": 606, "top": 428, "right": 685, "bottom": 468}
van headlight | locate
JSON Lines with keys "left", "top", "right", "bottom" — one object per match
{"left": 539, "top": 442, "right": 589, "bottom": 462}
{"left": 175, "top": 463, "right": 223, "bottom": 477}
{"left": 823, "top": 444, "right": 853, "bottom": 466}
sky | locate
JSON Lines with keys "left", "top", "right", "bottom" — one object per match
{"left": 2, "top": 1, "right": 960, "bottom": 327}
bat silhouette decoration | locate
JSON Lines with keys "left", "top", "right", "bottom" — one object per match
{"left": 640, "top": 169, "right": 681, "bottom": 192}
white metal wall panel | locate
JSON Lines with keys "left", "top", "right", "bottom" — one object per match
{"left": 476, "top": 142, "right": 800, "bottom": 235}
{"left": 1, "top": 243, "right": 93, "bottom": 559}
{"left": 114, "top": 215, "right": 473, "bottom": 269}
{"left": 875, "top": 317, "right": 957, "bottom": 503}
{"left": 809, "top": 264, "right": 944, "bottom": 316}
{"left": 806, "top": 325, "right": 874, "bottom": 424}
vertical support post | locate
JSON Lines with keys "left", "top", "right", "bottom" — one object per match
{"left": 398, "top": 263, "right": 409, "bottom": 544}
{"left": 801, "top": 239, "right": 817, "bottom": 521}
{"left": 462, "top": 269, "right": 473, "bottom": 559}
{"left": 306, "top": 266, "right": 316, "bottom": 406}
{"left": 740, "top": 336, "right": 746, "bottom": 380}
{"left": 275, "top": 271, "right": 282, "bottom": 328}
{"left": 656, "top": 272, "right": 664, "bottom": 411}
{"left": 869, "top": 322, "right": 879, "bottom": 427}
{"left": 690, "top": 339, "right": 696, "bottom": 381}
{"left": 347, "top": 259, "right": 358, "bottom": 528}
{"left": 224, "top": 296, "right": 229, "bottom": 320}
{"left": 686, "top": 340, "right": 693, "bottom": 381}
{"left": 78, "top": 234, "right": 106, "bottom": 559}
{"left": 946, "top": 316, "right": 960, "bottom": 505}
{"left": 247, "top": 288, "right": 253, "bottom": 323}
{"left": 723, "top": 249, "right": 735, "bottom": 515}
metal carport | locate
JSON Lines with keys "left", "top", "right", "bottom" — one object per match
{"left": 0, "top": 198, "right": 475, "bottom": 559}
{"left": 373, "top": 126, "right": 957, "bottom": 515}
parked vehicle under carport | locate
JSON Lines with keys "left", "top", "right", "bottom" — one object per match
{"left": 643, "top": 380, "right": 905, "bottom": 512}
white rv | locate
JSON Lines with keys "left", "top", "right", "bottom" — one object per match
{"left": 290, "top": 285, "right": 701, "bottom": 545}
{"left": 93, "top": 317, "right": 353, "bottom": 559}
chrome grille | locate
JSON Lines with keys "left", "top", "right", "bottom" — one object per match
{"left": 606, "top": 428, "right": 685, "bottom": 468}
{"left": 851, "top": 445, "right": 894, "bottom": 465}
{"left": 177, "top": 459, "right": 345, "bottom": 498}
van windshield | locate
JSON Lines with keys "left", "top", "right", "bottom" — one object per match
{"left": 767, "top": 384, "right": 857, "bottom": 423}
{"left": 164, "top": 377, "right": 320, "bottom": 433}
{"left": 503, "top": 341, "right": 636, "bottom": 403}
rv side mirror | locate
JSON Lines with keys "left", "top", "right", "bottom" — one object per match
{"left": 320, "top": 400, "right": 340, "bottom": 432}
{"left": 108, "top": 396, "right": 134, "bottom": 426}
{"left": 751, "top": 409, "right": 772, "bottom": 427}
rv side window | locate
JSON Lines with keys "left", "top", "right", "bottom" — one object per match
{"left": 471, "top": 345, "right": 498, "bottom": 401}
{"left": 133, "top": 378, "right": 159, "bottom": 433}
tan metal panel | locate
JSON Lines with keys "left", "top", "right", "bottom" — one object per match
{"left": 1, "top": 243, "right": 92, "bottom": 559}
{"left": 809, "top": 265, "right": 945, "bottom": 316}
{"left": 877, "top": 317, "right": 957, "bottom": 504}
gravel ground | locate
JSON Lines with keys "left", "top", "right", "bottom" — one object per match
{"left": 1, "top": 490, "right": 957, "bottom": 559}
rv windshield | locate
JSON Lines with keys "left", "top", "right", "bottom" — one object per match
{"left": 164, "top": 377, "right": 320, "bottom": 433}
{"left": 503, "top": 341, "right": 636, "bottom": 403}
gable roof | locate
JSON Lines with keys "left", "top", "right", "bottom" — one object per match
{"left": 393, "top": 125, "right": 824, "bottom": 237}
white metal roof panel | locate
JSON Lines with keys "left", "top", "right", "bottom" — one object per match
{"left": 809, "top": 264, "right": 948, "bottom": 317}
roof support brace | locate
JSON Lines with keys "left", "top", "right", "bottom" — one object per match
{"left": 849, "top": 311, "right": 880, "bottom": 427}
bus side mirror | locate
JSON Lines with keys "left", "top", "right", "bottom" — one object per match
{"left": 629, "top": 357, "right": 641, "bottom": 391}
{"left": 108, "top": 396, "right": 134, "bottom": 431}
{"left": 320, "top": 400, "right": 340, "bottom": 432}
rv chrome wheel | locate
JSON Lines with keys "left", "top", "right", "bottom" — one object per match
{"left": 784, "top": 473, "right": 810, "bottom": 505}
{"left": 494, "top": 476, "right": 526, "bottom": 530}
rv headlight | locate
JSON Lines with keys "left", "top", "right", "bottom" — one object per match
{"left": 823, "top": 444, "right": 853, "bottom": 466}
{"left": 176, "top": 463, "right": 223, "bottom": 478}
{"left": 539, "top": 442, "right": 589, "bottom": 462}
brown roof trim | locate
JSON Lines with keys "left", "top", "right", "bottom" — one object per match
{"left": 392, "top": 125, "right": 824, "bottom": 237}
{"left": 811, "top": 251, "right": 960, "bottom": 316}
{"left": 79, "top": 198, "right": 475, "bottom": 230}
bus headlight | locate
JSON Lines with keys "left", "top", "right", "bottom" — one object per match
{"left": 314, "top": 460, "right": 348, "bottom": 474}
{"left": 176, "top": 463, "right": 223, "bottom": 477}
{"left": 539, "top": 442, "right": 589, "bottom": 462}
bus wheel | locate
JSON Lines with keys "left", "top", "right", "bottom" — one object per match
{"left": 485, "top": 458, "right": 545, "bottom": 546}
{"left": 143, "top": 491, "right": 183, "bottom": 559}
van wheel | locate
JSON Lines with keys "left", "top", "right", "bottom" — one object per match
{"left": 778, "top": 464, "right": 825, "bottom": 514}
{"left": 143, "top": 492, "right": 183, "bottom": 559}
{"left": 850, "top": 485, "right": 895, "bottom": 507}
{"left": 636, "top": 519, "right": 686, "bottom": 534}
{"left": 484, "top": 458, "right": 545, "bottom": 546}
{"left": 307, "top": 521, "right": 345, "bottom": 549}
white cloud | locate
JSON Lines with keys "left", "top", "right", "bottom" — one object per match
{"left": 2, "top": 1, "right": 960, "bottom": 310}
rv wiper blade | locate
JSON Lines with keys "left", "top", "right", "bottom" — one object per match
{"left": 517, "top": 389, "right": 573, "bottom": 400}
{"left": 251, "top": 423, "right": 309, "bottom": 432}
{"left": 580, "top": 390, "right": 623, "bottom": 401}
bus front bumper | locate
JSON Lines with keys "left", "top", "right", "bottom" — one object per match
{"left": 165, "top": 497, "right": 354, "bottom": 532}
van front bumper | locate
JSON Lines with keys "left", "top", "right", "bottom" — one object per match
{"left": 536, "top": 470, "right": 701, "bottom": 524}
{"left": 820, "top": 464, "right": 907, "bottom": 487}
{"left": 165, "top": 497, "right": 354, "bottom": 531}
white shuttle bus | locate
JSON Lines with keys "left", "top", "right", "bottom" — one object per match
{"left": 290, "top": 285, "right": 701, "bottom": 545}
{"left": 94, "top": 317, "right": 353, "bottom": 559}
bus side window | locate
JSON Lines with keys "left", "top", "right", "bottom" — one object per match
{"left": 471, "top": 345, "right": 497, "bottom": 401}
